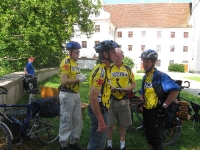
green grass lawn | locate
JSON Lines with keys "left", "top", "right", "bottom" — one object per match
{"left": 13, "top": 70, "right": 200, "bottom": 150}
{"left": 183, "top": 76, "right": 200, "bottom": 82}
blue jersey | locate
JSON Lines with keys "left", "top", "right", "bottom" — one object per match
{"left": 25, "top": 62, "right": 35, "bottom": 75}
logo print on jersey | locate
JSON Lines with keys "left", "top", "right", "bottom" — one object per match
{"left": 72, "top": 66, "right": 80, "bottom": 71}
{"left": 96, "top": 79, "right": 104, "bottom": 86}
{"left": 63, "top": 64, "right": 69, "bottom": 70}
{"left": 111, "top": 72, "right": 128, "bottom": 77}
{"left": 144, "top": 82, "right": 152, "bottom": 88}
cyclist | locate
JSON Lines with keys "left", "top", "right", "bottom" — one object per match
{"left": 139, "top": 49, "right": 180, "bottom": 150}
{"left": 107, "top": 49, "right": 136, "bottom": 150}
{"left": 59, "top": 41, "right": 87, "bottom": 150}
{"left": 87, "top": 40, "right": 119, "bottom": 150}
{"left": 24, "top": 57, "right": 35, "bottom": 75}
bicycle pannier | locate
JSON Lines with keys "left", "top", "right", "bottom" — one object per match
{"left": 32, "top": 96, "right": 60, "bottom": 118}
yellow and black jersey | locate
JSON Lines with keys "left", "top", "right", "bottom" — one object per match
{"left": 59, "top": 56, "right": 81, "bottom": 92}
{"left": 143, "top": 69, "right": 158, "bottom": 109}
{"left": 89, "top": 63, "right": 111, "bottom": 109}
{"left": 110, "top": 64, "right": 135, "bottom": 99}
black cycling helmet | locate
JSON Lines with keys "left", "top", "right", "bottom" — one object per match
{"left": 66, "top": 41, "right": 81, "bottom": 50}
{"left": 94, "top": 40, "right": 119, "bottom": 53}
{"left": 140, "top": 49, "right": 158, "bottom": 60}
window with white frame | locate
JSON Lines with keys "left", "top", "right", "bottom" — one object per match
{"left": 183, "top": 46, "right": 188, "bottom": 52}
{"left": 182, "top": 60, "right": 188, "bottom": 63}
{"left": 128, "top": 31, "right": 133, "bottom": 38}
{"left": 156, "top": 60, "right": 161, "bottom": 67}
{"left": 95, "top": 41, "right": 100, "bottom": 45}
{"left": 117, "top": 31, "right": 122, "bottom": 37}
{"left": 157, "top": 31, "right": 161, "bottom": 38}
{"left": 170, "top": 45, "right": 175, "bottom": 52}
{"left": 141, "top": 31, "right": 146, "bottom": 38}
{"left": 170, "top": 32, "right": 175, "bottom": 38}
{"left": 141, "top": 45, "right": 146, "bottom": 51}
{"left": 95, "top": 25, "right": 100, "bottom": 32}
{"left": 128, "top": 45, "right": 132, "bottom": 51}
{"left": 156, "top": 45, "right": 161, "bottom": 52}
{"left": 169, "top": 60, "right": 174, "bottom": 64}
{"left": 82, "top": 41, "right": 87, "bottom": 48}
{"left": 183, "top": 32, "right": 188, "bottom": 38}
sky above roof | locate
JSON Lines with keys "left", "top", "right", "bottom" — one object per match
{"left": 104, "top": 0, "right": 192, "bottom": 4}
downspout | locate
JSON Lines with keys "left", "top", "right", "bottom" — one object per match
{"left": 114, "top": 26, "right": 118, "bottom": 41}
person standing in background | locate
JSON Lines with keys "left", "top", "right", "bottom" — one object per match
{"left": 59, "top": 41, "right": 87, "bottom": 150}
{"left": 24, "top": 57, "right": 35, "bottom": 75}
{"left": 107, "top": 49, "right": 136, "bottom": 150}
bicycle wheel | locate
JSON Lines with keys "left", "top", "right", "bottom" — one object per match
{"left": 0, "top": 122, "right": 12, "bottom": 150}
{"left": 126, "top": 104, "right": 143, "bottom": 131}
{"left": 35, "top": 116, "right": 59, "bottom": 145}
{"left": 162, "top": 117, "right": 182, "bottom": 146}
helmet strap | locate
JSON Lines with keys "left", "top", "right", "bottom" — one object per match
{"left": 99, "top": 51, "right": 113, "bottom": 63}
{"left": 145, "top": 60, "right": 155, "bottom": 73}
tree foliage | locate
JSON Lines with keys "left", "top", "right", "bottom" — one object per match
{"left": 0, "top": 0, "right": 101, "bottom": 75}
{"left": 123, "top": 56, "right": 134, "bottom": 69}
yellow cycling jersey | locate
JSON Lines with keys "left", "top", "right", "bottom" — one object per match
{"left": 59, "top": 56, "right": 80, "bottom": 92}
{"left": 89, "top": 63, "right": 111, "bottom": 109}
{"left": 110, "top": 64, "right": 135, "bottom": 99}
{"left": 144, "top": 69, "right": 158, "bottom": 109}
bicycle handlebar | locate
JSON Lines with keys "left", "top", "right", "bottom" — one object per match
{"left": 0, "top": 86, "right": 9, "bottom": 95}
{"left": 181, "top": 81, "right": 190, "bottom": 89}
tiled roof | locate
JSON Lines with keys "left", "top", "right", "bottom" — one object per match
{"left": 103, "top": 3, "right": 192, "bottom": 28}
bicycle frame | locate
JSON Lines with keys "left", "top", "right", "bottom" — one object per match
{"left": 0, "top": 103, "right": 39, "bottom": 138}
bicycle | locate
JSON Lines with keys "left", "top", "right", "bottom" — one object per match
{"left": 0, "top": 86, "right": 59, "bottom": 150}
{"left": 127, "top": 90, "right": 182, "bottom": 146}
{"left": 175, "top": 80, "right": 200, "bottom": 129}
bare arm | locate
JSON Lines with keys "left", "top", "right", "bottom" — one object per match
{"left": 61, "top": 73, "right": 79, "bottom": 85}
{"left": 89, "top": 86, "right": 107, "bottom": 133}
{"left": 163, "top": 90, "right": 179, "bottom": 108}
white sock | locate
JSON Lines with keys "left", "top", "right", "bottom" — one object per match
{"left": 107, "top": 140, "right": 112, "bottom": 148}
{"left": 120, "top": 141, "right": 125, "bottom": 149}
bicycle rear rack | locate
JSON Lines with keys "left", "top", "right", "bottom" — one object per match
{"left": 4, "top": 109, "right": 27, "bottom": 144}
{"left": 190, "top": 102, "right": 200, "bottom": 129}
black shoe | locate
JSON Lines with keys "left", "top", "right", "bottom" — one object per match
{"left": 107, "top": 147, "right": 113, "bottom": 150}
{"left": 69, "top": 143, "right": 86, "bottom": 150}
{"left": 60, "top": 146, "right": 68, "bottom": 150}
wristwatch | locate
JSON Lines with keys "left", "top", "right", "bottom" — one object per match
{"left": 162, "top": 102, "right": 167, "bottom": 108}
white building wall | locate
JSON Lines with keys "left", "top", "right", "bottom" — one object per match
{"left": 69, "top": 3, "right": 200, "bottom": 73}
{"left": 191, "top": 0, "right": 200, "bottom": 73}
{"left": 115, "top": 28, "right": 192, "bottom": 72}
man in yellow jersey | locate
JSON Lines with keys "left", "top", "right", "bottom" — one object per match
{"left": 138, "top": 49, "right": 180, "bottom": 150}
{"left": 87, "top": 40, "right": 119, "bottom": 150}
{"left": 107, "top": 49, "right": 136, "bottom": 150}
{"left": 59, "top": 41, "right": 86, "bottom": 150}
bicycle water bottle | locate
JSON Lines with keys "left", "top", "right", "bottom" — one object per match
{"left": 12, "top": 116, "right": 23, "bottom": 127}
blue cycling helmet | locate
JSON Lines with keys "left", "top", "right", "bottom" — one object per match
{"left": 140, "top": 49, "right": 158, "bottom": 60}
{"left": 66, "top": 41, "right": 81, "bottom": 50}
{"left": 94, "top": 40, "right": 119, "bottom": 53}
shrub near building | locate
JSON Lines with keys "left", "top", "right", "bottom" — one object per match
{"left": 168, "top": 63, "right": 184, "bottom": 73}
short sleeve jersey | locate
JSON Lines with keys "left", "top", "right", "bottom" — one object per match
{"left": 89, "top": 63, "right": 111, "bottom": 109}
{"left": 59, "top": 56, "right": 80, "bottom": 92}
{"left": 144, "top": 69, "right": 158, "bottom": 109}
{"left": 25, "top": 62, "right": 35, "bottom": 75}
{"left": 110, "top": 64, "right": 135, "bottom": 99}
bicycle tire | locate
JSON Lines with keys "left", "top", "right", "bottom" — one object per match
{"left": 0, "top": 122, "right": 12, "bottom": 150}
{"left": 35, "top": 115, "right": 59, "bottom": 145}
{"left": 162, "top": 117, "right": 181, "bottom": 146}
